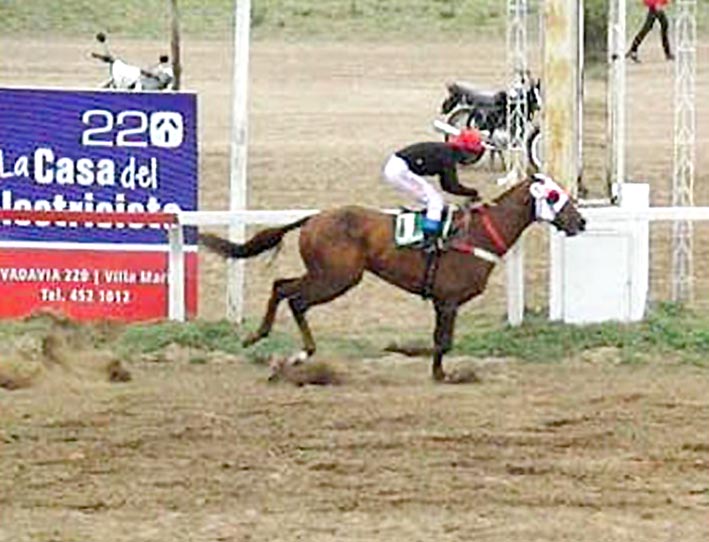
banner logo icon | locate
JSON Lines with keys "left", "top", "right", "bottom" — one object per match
{"left": 150, "top": 111, "right": 184, "bottom": 148}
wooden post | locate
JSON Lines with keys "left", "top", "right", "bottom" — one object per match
{"left": 541, "top": 0, "right": 581, "bottom": 194}
{"left": 169, "top": 0, "right": 182, "bottom": 90}
{"left": 543, "top": 0, "right": 582, "bottom": 321}
{"left": 227, "top": 0, "right": 251, "bottom": 323}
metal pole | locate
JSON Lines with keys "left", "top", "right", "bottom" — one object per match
{"left": 506, "top": 0, "right": 528, "bottom": 178}
{"left": 505, "top": 0, "right": 528, "bottom": 326}
{"left": 607, "top": 0, "right": 626, "bottom": 202}
{"left": 672, "top": 0, "right": 696, "bottom": 303}
{"left": 227, "top": 0, "right": 251, "bottom": 323}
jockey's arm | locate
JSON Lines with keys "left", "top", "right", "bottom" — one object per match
{"left": 439, "top": 167, "right": 480, "bottom": 199}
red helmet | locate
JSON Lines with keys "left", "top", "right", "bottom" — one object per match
{"left": 448, "top": 129, "right": 483, "bottom": 154}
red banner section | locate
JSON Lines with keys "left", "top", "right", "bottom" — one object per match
{"left": 0, "top": 248, "right": 196, "bottom": 321}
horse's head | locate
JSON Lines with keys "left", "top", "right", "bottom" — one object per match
{"left": 528, "top": 173, "right": 586, "bottom": 236}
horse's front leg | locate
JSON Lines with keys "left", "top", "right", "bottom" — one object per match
{"left": 432, "top": 300, "right": 458, "bottom": 382}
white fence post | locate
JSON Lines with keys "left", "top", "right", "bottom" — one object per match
{"left": 506, "top": 241, "right": 525, "bottom": 325}
{"left": 168, "top": 225, "right": 185, "bottom": 322}
{"left": 227, "top": 0, "right": 252, "bottom": 323}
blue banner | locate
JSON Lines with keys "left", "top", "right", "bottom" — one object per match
{"left": 0, "top": 88, "right": 198, "bottom": 244}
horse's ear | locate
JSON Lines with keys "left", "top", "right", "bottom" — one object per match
{"left": 529, "top": 181, "right": 545, "bottom": 199}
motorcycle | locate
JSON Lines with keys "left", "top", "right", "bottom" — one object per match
{"left": 91, "top": 32, "right": 174, "bottom": 91}
{"left": 439, "top": 75, "right": 543, "bottom": 170}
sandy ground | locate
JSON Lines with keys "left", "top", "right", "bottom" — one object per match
{"left": 2, "top": 344, "right": 709, "bottom": 542}
{"left": 1, "top": 36, "right": 709, "bottom": 542}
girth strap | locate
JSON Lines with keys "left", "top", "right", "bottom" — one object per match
{"left": 421, "top": 248, "right": 439, "bottom": 300}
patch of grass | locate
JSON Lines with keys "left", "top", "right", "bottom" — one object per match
{"left": 243, "top": 331, "right": 298, "bottom": 364}
{"left": 3, "top": 0, "right": 708, "bottom": 43}
{"left": 455, "top": 303, "right": 709, "bottom": 365}
{"left": 319, "top": 336, "right": 382, "bottom": 360}
{"left": 114, "top": 318, "right": 297, "bottom": 362}
{"left": 2, "top": 303, "right": 708, "bottom": 372}
{"left": 0, "top": 0, "right": 510, "bottom": 40}
{"left": 117, "top": 319, "right": 242, "bottom": 355}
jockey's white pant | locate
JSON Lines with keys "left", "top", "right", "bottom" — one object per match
{"left": 382, "top": 154, "right": 444, "bottom": 222}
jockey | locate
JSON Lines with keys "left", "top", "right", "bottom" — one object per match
{"left": 382, "top": 129, "right": 484, "bottom": 247}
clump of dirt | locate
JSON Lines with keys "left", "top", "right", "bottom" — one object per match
{"left": 0, "top": 364, "right": 36, "bottom": 390}
{"left": 267, "top": 356, "right": 343, "bottom": 387}
{"left": 383, "top": 340, "right": 433, "bottom": 357}
{"left": 444, "top": 366, "right": 482, "bottom": 384}
{"left": 0, "top": 312, "right": 131, "bottom": 391}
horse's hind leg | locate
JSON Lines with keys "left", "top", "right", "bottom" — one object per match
{"left": 243, "top": 272, "right": 362, "bottom": 355}
{"left": 286, "top": 272, "right": 363, "bottom": 358}
{"left": 242, "top": 277, "right": 300, "bottom": 347}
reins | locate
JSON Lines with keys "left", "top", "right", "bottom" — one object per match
{"left": 478, "top": 206, "right": 508, "bottom": 256}
{"left": 448, "top": 204, "right": 507, "bottom": 264}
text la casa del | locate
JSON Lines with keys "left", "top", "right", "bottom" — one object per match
{"left": 0, "top": 146, "right": 158, "bottom": 190}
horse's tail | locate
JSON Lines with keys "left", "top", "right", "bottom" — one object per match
{"left": 199, "top": 216, "right": 311, "bottom": 259}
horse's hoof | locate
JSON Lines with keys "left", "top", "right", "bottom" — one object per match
{"left": 432, "top": 369, "right": 446, "bottom": 382}
{"left": 287, "top": 351, "right": 309, "bottom": 366}
{"left": 242, "top": 333, "right": 259, "bottom": 348}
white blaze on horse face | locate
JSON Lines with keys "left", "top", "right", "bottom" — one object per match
{"left": 530, "top": 174, "right": 570, "bottom": 222}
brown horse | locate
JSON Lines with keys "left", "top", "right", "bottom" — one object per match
{"left": 200, "top": 174, "right": 586, "bottom": 381}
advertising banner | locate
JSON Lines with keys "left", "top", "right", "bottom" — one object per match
{"left": 0, "top": 88, "right": 198, "bottom": 321}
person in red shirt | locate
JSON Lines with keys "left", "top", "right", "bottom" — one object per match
{"left": 627, "top": 0, "right": 674, "bottom": 63}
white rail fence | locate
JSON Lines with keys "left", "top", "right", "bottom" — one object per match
{"left": 170, "top": 206, "right": 709, "bottom": 322}
{"left": 1, "top": 207, "right": 707, "bottom": 323}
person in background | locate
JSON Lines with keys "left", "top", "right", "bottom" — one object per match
{"left": 142, "top": 55, "right": 174, "bottom": 90}
{"left": 627, "top": 0, "right": 674, "bottom": 63}
{"left": 382, "top": 129, "right": 484, "bottom": 249}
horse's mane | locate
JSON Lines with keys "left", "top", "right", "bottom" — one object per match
{"left": 491, "top": 177, "right": 532, "bottom": 205}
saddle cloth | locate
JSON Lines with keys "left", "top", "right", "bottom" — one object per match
{"left": 393, "top": 206, "right": 456, "bottom": 248}
{"left": 393, "top": 205, "right": 502, "bottom": 264}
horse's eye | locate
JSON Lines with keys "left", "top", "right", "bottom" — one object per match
{"left": 547, "top": 190, "right": 560, "bottom": 204}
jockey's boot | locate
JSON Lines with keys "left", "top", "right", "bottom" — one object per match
{"left": 421, "top": 217, "right": 442, "bottom": 253}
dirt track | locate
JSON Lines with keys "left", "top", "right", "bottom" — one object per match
{"left": 2, "top": 346, "right": 709, "bottom": 542}
{"left": 1, "top": 37, "right": 709, "bottom": 541}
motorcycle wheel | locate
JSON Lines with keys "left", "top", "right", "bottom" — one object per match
{"left": 526, "top": 125, "right": 543, "bottom": 171}
{"left": 444, "top": 108, "right": 486, "bottom": 166}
